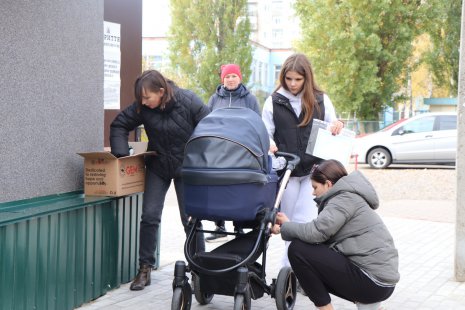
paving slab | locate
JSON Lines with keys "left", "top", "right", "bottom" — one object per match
{"left": 76, "top": 185, "right": 465, "bottom": 310}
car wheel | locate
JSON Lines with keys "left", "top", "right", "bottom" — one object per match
{"left": 367, "top": 148, "right": 391, "bottom": 169}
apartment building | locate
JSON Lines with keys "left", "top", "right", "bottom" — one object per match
{"left": 142, "top": 0, "right": 300, "bottom": 99}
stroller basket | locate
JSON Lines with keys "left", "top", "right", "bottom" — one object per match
{"left": 182, "top": 107, "right": 277, "bottom": 221}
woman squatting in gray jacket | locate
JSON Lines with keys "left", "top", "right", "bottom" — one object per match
{"left": 272, "top": 159, "right": 399, "bottom": 310}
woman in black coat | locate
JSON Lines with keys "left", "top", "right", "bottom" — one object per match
{"left": 110, "top": 70, "right": 210, "bottom": 291}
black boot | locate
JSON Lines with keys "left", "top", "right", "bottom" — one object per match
{"left": 130, "top": 264, "right": 152, "bottom": 291}
{"left": 205, "top": 225, "right": 227, "bottom": 243}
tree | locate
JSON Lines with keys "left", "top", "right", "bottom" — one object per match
{"left": 294, "top": 0, "right": 423, "bottom": 120}
{"left": 168, "top": 0, "right": 253, "bottom": 102}
{"left": 422, "top": 0, "right": 462, "bottom": 97}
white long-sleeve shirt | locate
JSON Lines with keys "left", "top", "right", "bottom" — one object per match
{"left": 261, "top": 88, "right": 337, "bottom": 146}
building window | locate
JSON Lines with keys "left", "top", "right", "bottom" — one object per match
{"left": 263, "top": 63, "right": 268, "bottom": 88}
{"left": 248, "top": 3, "right": 258, "bottom": 31}
{"left": 252, "top": 60, "right": 257, "bottom": 83}
{"left": 272, "top": 29, "right": 283, "bottom": 45}
{"left": 249, "top": 17, "right": 258, "bottom": 31}
{"left": 248, "top": 2, "right": 258, "bottom": 16}
{"left": 274, "top": 65, "right": 281, "bottom": 83}
{"left": 272, "top": 0, "right": 283, "bottom": 11}
{"left": 272, "top": 15, "right": 281, "bottom": 26}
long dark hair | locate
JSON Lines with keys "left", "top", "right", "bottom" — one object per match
{"left": 134, "top": 70, "right": 174, "bottom": 111}
{"left": 310, "top": 159, "right": 347, "bottom": 185}
{"left": 275, "top": 53, "right": 323, "bottom": 127}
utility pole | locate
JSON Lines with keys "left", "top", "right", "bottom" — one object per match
{"left": 455, "top": 0, "right": 465, "bottom": 281}
{"left": 408, "top": 67, "right": 413, "bottom": 116}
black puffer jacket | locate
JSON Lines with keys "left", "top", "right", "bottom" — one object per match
{"left": 272, "top": 92, "right": 325, "bottom": 177}
{"left": 207, "top": 84, "right": 260, "bottom": 114}
{"left": 110, "top": 84, "right": 209, "bottom": 180}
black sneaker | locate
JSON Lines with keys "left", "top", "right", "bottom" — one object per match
{"left": 205, "top": 227, "right": 228, "bottom": 243}
{"left": 234, "top": 228, "right": 245, "bottom": 234}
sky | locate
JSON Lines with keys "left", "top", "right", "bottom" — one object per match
{"left": 142, "top": 0, "right": 171, "bottom": 37}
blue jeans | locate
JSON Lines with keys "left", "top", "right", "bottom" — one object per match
{"left": 139, "top": 169, "right": 205, "bottom": 267}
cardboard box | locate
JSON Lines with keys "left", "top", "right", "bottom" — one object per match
{"left": 78, "top": 142, "right": 154, "bottom": 197}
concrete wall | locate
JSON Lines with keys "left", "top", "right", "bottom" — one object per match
{"left": 0, "top": 1, "right": 104, "bottom": 202}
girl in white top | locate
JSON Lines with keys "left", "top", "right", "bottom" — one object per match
{"left": 262, "top": 53, "right": 343, "bottom": 267}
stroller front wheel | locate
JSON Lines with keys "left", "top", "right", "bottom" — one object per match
{"left": 275, "top": 266, "right": 297, "bottom": 310}
{"left": 171, "top": 285, "right": 192, "bottom": 310}
{"left": 233, "top": 287, "right": 251, "bottom": 310}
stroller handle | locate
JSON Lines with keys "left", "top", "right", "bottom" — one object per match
{"left": 271, "top": 152, "right": 300, "bottom": 212}
{"left": 274, "top": 151, "right": 300, "bottom": 171}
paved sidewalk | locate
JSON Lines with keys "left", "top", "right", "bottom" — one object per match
{"left": 77, "top": 187, "right": 465, "bottom": 309}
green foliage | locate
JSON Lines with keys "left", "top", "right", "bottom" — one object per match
{"left": 422, "top": 0, "right": 462, "bottom": 97}
{"left": 294, "top": 0, "right": 423, "bottom": 120}
{"left": 168, "top": 0, "right": 253, "bottom": 102}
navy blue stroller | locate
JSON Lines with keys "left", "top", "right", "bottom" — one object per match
{"left": 171, "top": 108, "right": 300, "bottom": 310}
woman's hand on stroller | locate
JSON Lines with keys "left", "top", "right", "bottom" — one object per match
{"left": 276, "top": 212, "right": 289, "bottom": 224}
{"left": 271, "top": 212, "right": 290, "bottom": 235}
{"left": 269, "top": 144, "right": 278, "bottom": 153}
{"left": 271, "top": 223, "right": 281, "bottom": 235}
{"left": 274, "top": 152, "right": 300, "bottom": 171}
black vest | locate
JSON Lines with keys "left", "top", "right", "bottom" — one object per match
{"left": 272, "top": 92, "right": 325, "bottom": 176}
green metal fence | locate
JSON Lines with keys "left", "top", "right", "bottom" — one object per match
{"left": 0, "top": 191, "right": 144, "bottom": 310}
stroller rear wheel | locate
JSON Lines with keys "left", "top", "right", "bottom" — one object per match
{"left": 275, "top": 267, "right": 297, "bottom": 310}
{"left": 171, "top": 285, "right": 192, "bottom": 310}
{"left": 192, "top": 273, "right": 214, "bottom": 305}
{"left": 233, "top": 285, "right": 251, "bottom": 310}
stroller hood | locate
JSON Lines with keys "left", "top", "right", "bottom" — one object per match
{"left": 183, "top": 107, "right": 271, "bottom": 185}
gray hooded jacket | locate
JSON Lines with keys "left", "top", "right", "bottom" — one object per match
{"left": 280, "top": 170, "right": 400, "bottom": 286}
{"left": 207, "top": 83, "right": 260, "bottom": 114}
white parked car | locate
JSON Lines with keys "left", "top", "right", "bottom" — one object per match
{"left": 353, "top": 112, "right": 457, "bottom": 169}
